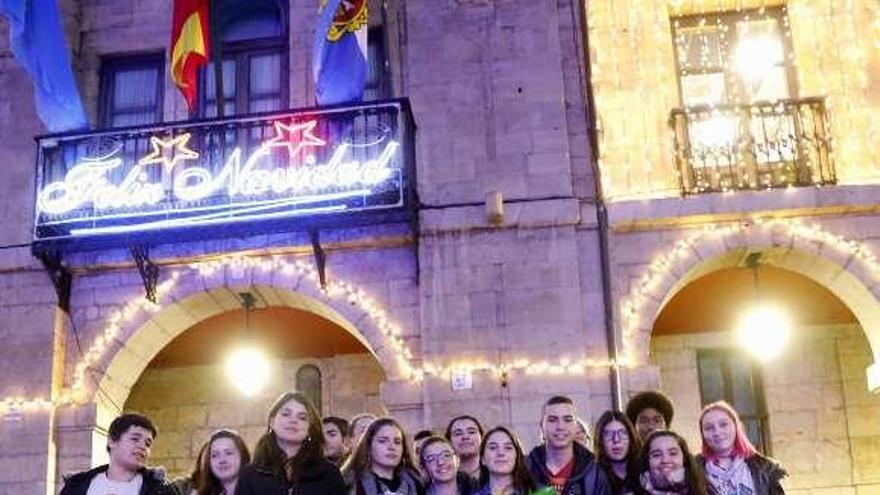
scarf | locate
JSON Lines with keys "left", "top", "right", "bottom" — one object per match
{"left": 639, "top": 469, "right": 689, "bottom": 495}
{"left": 359, "top": 469, "right": 422, "bottom": 495}
{"left": 703, "top": 457, "right": 755, "bottom": 495}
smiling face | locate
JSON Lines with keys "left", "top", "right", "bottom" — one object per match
{"left": 108, "top": 425, "right": 153, "bottom": 472}
{"left": 370, "top": 424, "right": 404, "bottom": 473}
{"left": 482, "top": 430, "right": 517, "bottom": 476}
{"left": 271, "top": 398, "right": 310, "bottom": 446}
{"left": 647, "top": 435, "right": 684, "bottom": 481}
{"left": 209, "top": 437, "right": 242, "bottom": 485}
{"left": 541, "top": 403, "right": 577, "bottom": 450}
{"left": 601, "top": 420, "right": 631, "bottom": 462}
{"left": 422, "top": 441, "right": 459, "bottom": 484}
{"left": 701, "top": 408, "right": 736, "bottom": 456}
{"left": 449, "top": 418, "right": 482, "bottom": 459}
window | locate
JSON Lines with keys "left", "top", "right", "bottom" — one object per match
{"left": 296, "top": 365, "right": 322, "bottom": 412}
{"left": 201, "top": 0, "right": 287, "bottom": 117}
{"left": 697, "top": 349, "right": 771, "bottom": 454}
{"left": 99, "top": 54, "right": 164, "bottom": 128}
{"left": 364, "top": 26, "right": 391, "bottom": 101}
{"left": 672, "top": 7, "right": 795, "bottom": 107}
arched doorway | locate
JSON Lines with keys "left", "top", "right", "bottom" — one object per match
{"left": 125, "top": 303, "right": 385, "bottom": 477}
{"left": 642, "top": 248, "right": 880, "bottom": 491}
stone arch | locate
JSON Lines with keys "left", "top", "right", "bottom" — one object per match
{"left": 621, "top": 221, "right": 880, "bottom": 378}
{"left": 80, "top": 255, "right": 415, "bottom": 417}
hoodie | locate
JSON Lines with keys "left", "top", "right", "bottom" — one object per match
{"left": 526, "top": 443, "right": 612, "bottom": 495}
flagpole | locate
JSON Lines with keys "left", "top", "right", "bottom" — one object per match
{"left": 209, "top": 0, "right": 225, "bottom": 117}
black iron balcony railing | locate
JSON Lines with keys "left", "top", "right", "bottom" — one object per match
{"left": 33, "top": 99, "right": 416, "bottom": 250}
{"left": 670, "top": 97, "right": 835, "bottom": 195}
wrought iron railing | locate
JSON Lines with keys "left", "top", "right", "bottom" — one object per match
{"left": 670, "top": 97, "right": 834, "bottom": 194}
{"left": 33, "top": 99, "right": 416, "bottom": 249}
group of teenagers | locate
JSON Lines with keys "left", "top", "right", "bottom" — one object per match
{"left": 59, "top": 389, "right": 787, "bottom": 495}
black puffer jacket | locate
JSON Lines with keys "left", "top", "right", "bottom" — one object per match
{"left": 254, "top": 456, "right": 347, "bottom": 495}
{"left": 698, "top": 454, "right": 787, "bottom": 495}
{"left": 60, "top": 465, "right": 173, "bottom": 495}
{"left": 526, "top": 443, "right": 612, "bottom": 495}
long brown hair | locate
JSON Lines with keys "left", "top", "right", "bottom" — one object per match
{"left": 594, "top": 410, "right": 641, "bottom": 476}
{"left": 341, "top": 417, "right": 417, "bottom": 479}
{"left": 478, "top": 426, "right": 536, "bottom": 494}
{"left": 640, "top": 430, "right": 707, "bottom": 495}
{"left": 252, "top": 391, "right": 326, "bottom": 485}
{"left": 194, "top": 429, "right": 251, "bottom": 495}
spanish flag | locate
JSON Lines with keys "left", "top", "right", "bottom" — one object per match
{"left": 171, "top": 0, "right": 210, "bottom": 111}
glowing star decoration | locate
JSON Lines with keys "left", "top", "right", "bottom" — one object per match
{"left": 138, "top": 133, "right": 199, "bottom": 173}
{"left": 265, "top": 120, "right": 327, "bottom": 158}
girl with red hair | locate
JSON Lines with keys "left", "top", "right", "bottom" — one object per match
{"left": 697, "top": 401, "right": 787, "bottom": 495}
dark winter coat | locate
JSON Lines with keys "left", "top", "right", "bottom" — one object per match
{"left": 59, "top": 465, "right": 174, "bottom": 495}
{"left": 526, "top": 443, "right": 612, "bottom": 495}
{"left": 697, "top": 454, "right": 787, "bottom": 495}
{"left": 253, "top": 457, "right": 347, "bottom": 495}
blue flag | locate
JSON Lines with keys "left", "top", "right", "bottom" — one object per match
{"left": 0, "top": 0, "right": 88, "bottom": 132}
{"left": 312, "top": 0, "right": 368, "bottom": 106}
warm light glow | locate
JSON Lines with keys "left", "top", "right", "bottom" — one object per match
{"left": 225, "top": 346, "right": 271, "bottom": 396}
{"left": 735, "top": 304, "right": 792, "bottom": 361}
{"left": 734, "top": 35, "right": 783, "bottom": 84}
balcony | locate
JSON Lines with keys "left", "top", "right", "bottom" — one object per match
{"left": 32, "top": 99, "right": 417, "bottom": 251}
{"left": 670, "top": 97, "right": 835, "bottom": 195}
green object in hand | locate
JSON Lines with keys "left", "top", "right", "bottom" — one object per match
{"left": 528, "top": 487, "right": 556, "bottom": 495}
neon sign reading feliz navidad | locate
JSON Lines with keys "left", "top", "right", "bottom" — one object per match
{"left": 35, "top": 118, "right": 402, "bottom": 238}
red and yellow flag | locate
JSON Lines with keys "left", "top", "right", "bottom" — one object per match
{"left": 171, "top": 0, "right": 210, "bottom": 111}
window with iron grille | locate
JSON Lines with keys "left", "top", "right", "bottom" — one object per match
{"left": 697, "top": 349, "right": 771, "bottom": 454}
{"left": 99, "top": 53, "right": 164, "bottom": 128}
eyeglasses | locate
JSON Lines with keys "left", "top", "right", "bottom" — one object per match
{"left": 424, "top": 450, "right": 456, "bottom": 465}
{"left": 602, "top": 429, "right": 629, "bottom": 441}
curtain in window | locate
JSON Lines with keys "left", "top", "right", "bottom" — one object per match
{"left": 110, "top": 68, "right": 159, "bottom": 127}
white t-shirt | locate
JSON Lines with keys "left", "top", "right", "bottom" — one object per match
{"left": 85, "top": 472, "right": 143, "bottom": 495}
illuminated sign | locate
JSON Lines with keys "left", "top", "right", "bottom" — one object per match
{"left": 33, "top": 103, "right": 413, "bottom": 245}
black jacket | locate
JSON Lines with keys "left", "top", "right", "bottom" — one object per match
{"left": 526, "top": 443, "right": 612, "bottom": 495}
{"left": 698, "top": 454, "right": 787, "bottom": 495}
{"left": 255, "top": 456, "right": 347, "bottom": 495}
{"left": 59, "top": 465, "right": 173, "bottom": 495}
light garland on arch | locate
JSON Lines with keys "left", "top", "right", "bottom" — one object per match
{"left": 619, "top": 217, "right": 880, "bottom": 362}
{"left": 5, "top": 216, "right": 880, "bottom": 416}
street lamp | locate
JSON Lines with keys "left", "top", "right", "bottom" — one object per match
{"left": 735, "top": 254, "right": 792, "bottom": 361}
{"left": 225, "top": 292, "right": 270, "bottom": 396}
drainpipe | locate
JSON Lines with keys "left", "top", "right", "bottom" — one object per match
{"left": 577, "top": 0, "right": 622, "bottom": 410}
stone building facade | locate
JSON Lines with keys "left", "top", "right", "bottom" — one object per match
{"left": 0, "top": 0, "right": 877, "bottom": 494}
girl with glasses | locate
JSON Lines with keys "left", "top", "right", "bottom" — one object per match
{"left": 594, "top": 411, "right": 641, "bottom": 495}
{"left": 419, "top": 436, "right": 474, "bottom": 495}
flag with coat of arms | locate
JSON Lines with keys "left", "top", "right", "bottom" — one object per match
{"left": 313, "top": 0, "right": 368, "bottom": 106}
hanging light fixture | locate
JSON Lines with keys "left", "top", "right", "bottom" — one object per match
{"left": 225, "top": 292, "right": 270, "bottom": 396}
{"left": 734, "top": 253, "right": 792, "bottom": 361}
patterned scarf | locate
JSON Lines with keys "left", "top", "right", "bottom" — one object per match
{"left": 639, "top": 469, "right": 690, "bottom": 495}
{"left": 703, "top": 457, "right": 755, "bottom": 495}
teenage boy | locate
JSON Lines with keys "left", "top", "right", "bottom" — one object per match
{"left": 60, "top": 412, "right": 172, "bottom": 495}
{"left": 444, "top": 414, "right": 485, "bottom": 483}
{"left": 624, "top": 390, "right": 674, "bottom": 441}
{"left": 526, "top": 396, "right": 610, "bottom": 495}
{"left": 322, "top": 415, "right": 351, "bottom": 466}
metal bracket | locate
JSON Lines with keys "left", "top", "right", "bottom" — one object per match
{"left": 129, "top": 245, "right": 160, "bottom": 303}
{"left": 37, "top": 251, "right": 72, "bottom": 312}
{"left": 309, "top": 229, "right": 327, "bottom": 290}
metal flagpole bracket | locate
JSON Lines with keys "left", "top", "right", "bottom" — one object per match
{"left": 37, "top": 251, "right": 72, "bottom": 312}
{"left": 129, "top": 244, "right": 160, "bottom": 304}
{"left": 309, "top": 229, "right": 327, "bottom": 290}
